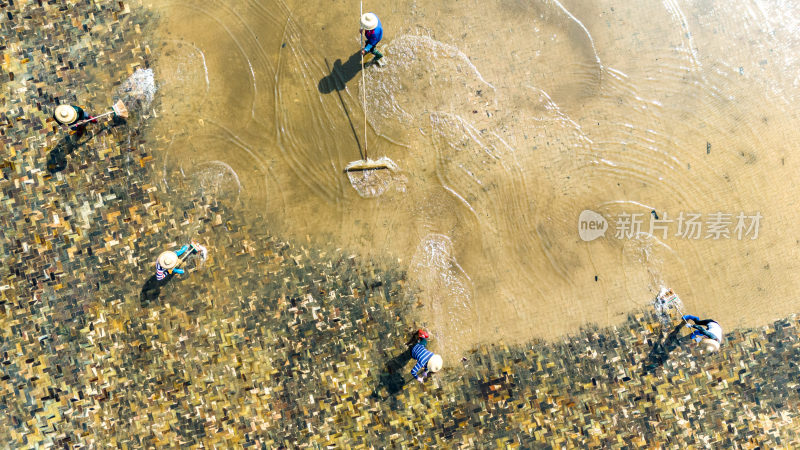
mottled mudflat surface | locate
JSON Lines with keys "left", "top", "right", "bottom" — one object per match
{"left": 0, "top": 0, "right": 798, "bottom": 448}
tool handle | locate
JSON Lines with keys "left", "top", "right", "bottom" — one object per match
{"left": 360, "top": 1, "right": 368, "bottom": 160}
{"left": 175, "top": 243, "right": 207, "bottom": 268}
{"left": 175, "top": 246, "right": 197, "bottom": 267}
{"left": 72, "top": 110, "right": 114, "bottom": 127}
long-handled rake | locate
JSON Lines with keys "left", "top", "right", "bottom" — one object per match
{"left": 71, "top": 100, "right": 128, "bottom": 127}
{"left": 344, "top": 1, "right": 394, "bottom": 173}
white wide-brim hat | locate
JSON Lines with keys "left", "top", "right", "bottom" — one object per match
{"left": 428, "top": 354, "right": 443, "bottom": 372}
{"left": 158, "top": 251, "right": 179, "bottom": 269}
{"left": 55, "top": 105, "right": 77, "bottom": 124}
{"left": 701, "top": 338, "right": 720, "bottom": 353}
{"left": 360, "top": 13, "right": 378, "bottom": 30}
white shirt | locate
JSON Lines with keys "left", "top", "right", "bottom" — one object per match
{"left": 707, "top": 321, "right": 723, "bottom": 342}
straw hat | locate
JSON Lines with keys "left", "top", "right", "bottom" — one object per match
{"left": 54, "top": 105, "right": 77, "bottom": 124}
{"left": 701, "top": 338, "right": 720, "bottom": 353}
{"left": 360, "top": 13, "right": 378, "bottom": 30}
{"left": 158, "top": 251, "right": 179, "bottom": 269}
{"left": 428, "top": 354, "right": 443, "bottom": 372}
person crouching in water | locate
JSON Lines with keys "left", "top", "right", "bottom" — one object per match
{"left": 410, "top": 329, "right": 443, "bottom": 382}
{"left": 682, "top": 314, "right": 723, "bottom": 353}
{"left": 54, "top": 104, "right": 97, "bottom": 136}
{"left": 360, "top": 12, "right": 384, "bottom": 66}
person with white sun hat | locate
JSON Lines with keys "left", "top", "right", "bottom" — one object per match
{"left": 359, "top": 12, "right": 384, "bottom": 66}
{"left": 53, "top": 104, "right": 97, "bottom": 134}
{"left": 155, "top": 242, "right": 208, "bottom": 281}
{"left": 410, "top": 329, "right": 443, "bottom": 382}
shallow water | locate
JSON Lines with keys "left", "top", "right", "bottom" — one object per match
{"left": 146, "top": 0, "right": 800, "bottom": 358}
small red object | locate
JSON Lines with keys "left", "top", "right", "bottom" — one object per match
{"left": 418, "top": 329, "right": 429, "bottom": 339}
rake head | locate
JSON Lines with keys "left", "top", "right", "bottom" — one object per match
{"left": 111, "top": 100, "right": 129, "bottom": 118}
{"left": 344, "top": 157, "right": 399, "bottom": 173}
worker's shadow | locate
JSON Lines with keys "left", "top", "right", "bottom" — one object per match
{"left": 318, "top": 52, "right": 364, "bottom": 94}
{"left": 642, "top": 323, "right": 688, "bottom": 374}
{"left": 139, "top": 274, "right": 177, "bottom": 307}
{"left": 370, "top": 332, "right": 419, "bottom": 404}
{"left": 46, "top": 117, "right": 127, "bottom": 173}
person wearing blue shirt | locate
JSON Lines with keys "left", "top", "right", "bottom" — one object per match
{"left": 360, "top": 12, "right": 384, "bottom": 66}
{"left": 155, "top": 245, "right": 190, "bottom": 281}
{"left": 682, "top": 315, "right": 723, "bottom": 353}
{"left": 155, "top": 242, "right": 209, "bottom": 281}
{"left": 409, "top": 329, "right": 443, "bottom": 382}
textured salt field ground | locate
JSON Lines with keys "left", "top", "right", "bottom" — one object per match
{"left": 0, "top": 0, "right": 798, "bottom": 447}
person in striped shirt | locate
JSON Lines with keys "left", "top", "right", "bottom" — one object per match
{"left": 156, "top": 242, "right": 209, "bottom": 281}
{"left": 410, "top": 329, "right": 443, "bottom": 382}
{"left": 155, "top": 245, "right": 190, "bottom": 281}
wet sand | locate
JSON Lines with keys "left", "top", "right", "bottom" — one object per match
{"left": 147, "top": 0, "right": 800, "bottom": 358}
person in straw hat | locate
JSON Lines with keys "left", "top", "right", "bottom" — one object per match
{"left": 360, "top": 12, "right": 384, "bottom": 66}
{"left": 410, "top": 329, "right": 443, "bottom": 382}
{"left": 53, "top": 104, "right": 97, "bottom": 134}
{"left": 682, "top": 314, "right": 723, "bottom": 353}
{"left": 155, "top": 243, "right": 204, "bottom": 281}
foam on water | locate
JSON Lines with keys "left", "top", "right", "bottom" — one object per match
{"left": 653, "top": 287, "right": 685, "bottom": 326}
{"left": 409, "top": 234, "right": 477, "bottom": 358}
{"left": 365, "top": 33, "right": 497, "bottom": 131}
{"left": 119, "top": 68, "right": 157, "bottom": 109}
{"left": 195, "top": 160, "right": 242, "bottom": 203}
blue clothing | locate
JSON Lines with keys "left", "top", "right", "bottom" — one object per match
{"left": 682, "top": 315, "right": 723, "bottom": 343}
{"left": 363, "top": 18, "right": 383, "bottom": 52}
{"left": 155, "top": 245, "right": 189, "bottom": 280}
{"left": 410, "top": 341, "right": 434, "bottom": 377}
{"left": 689, "top": 327, "right": 714, "bottom": 342}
